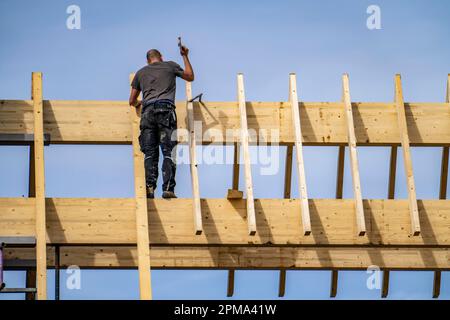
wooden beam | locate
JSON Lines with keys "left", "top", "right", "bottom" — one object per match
{"left": 441, "top": 74, "right": 450, "bottom": 200}
{"left": 25, "top": 269, "right": 36, "bottom": 300}
{"left": 28, "top": 145, "right": 35, "bottom": 198}
{"left": 330, "top": 270, "right": 338, "bottom": 298}
{"left": 227, "top": 269, "right": 235, "bottom": 297}
{"left": 31, "top": 72, "right": 47, "bottom": 300}
{"left": 185, "top": 81, "right": 203, "bottom": 235}
{"left": 1, "top": 198, "right": 450, "bottom": 246}
{"left": 336, "top": 146, "right": 345, "bottom": 199}
{"left": 342, "top": 74, "right": 366, "bottom": 236}
{"left": 381, "top": 269, "right": 390, "bottom": 298}
{"left": 227, "top": 142, "right": 243, "bottom": 199}
{"left": 388, "top": 146, "right": 398, "bottom": 199}
{"left": 440, "top": 147, "right": 449, "bottom": 200}
{"left": 1, "top": 100, "right": 450, "bottom": 146}
{"left": 5, "top": 246, "right": 449, "bottom": 270}
{"left": 383, "top": 144, "right": 398, "bottom": 298}
{"left": 278, "top": 269, "right": 286, "bottom": 297}
{"left": 26, "top": 137, "right": 36, "bottom": 301}
{"left": 237, "top": 74, "right": 256, "bottom": 236}
{"left": 434, "top": 75, "right": 450, "bottom": 299}
{"left": 129, "top": 73, "right": 152, "bottom": 300}
{"left": 289, "top": 74, "right": 311, "bottom": 235}
{"left": 433, "top": 270, "right": 441, "bottom": 299}
{"left": 332, "top": 144, "right": 346, "bottom": 298}
{"left": 232, "top": 142, "right": 240, "bottom": 190}
{"left": 394, "top": 74, "right": 421, "bottom": 236}
{"left": 284, "top": 146, "right": 293, "bottom": 198}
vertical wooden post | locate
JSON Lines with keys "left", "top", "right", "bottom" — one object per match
{"left": 227, "top": 142, "right": 243, "bottom": 199}
{"left": 27, "top": 142, "right": 36, "bottom": 300}
{"left": 394, "top": 74, "right": 421, "bottom": 236}
{"left": 278, "top": 269, "right": 287, "bottom": 297}
{"left": 382, "top": 145, "right": 398, "bottom": 298}
{"left": 32, "top": 72, "right": 47, "bottom": 300}
{"left": 434, "top": 74, "right": 450, "bottom": 298}
{"left": 232, "top": 142, "right": 240, "bottom": 190}
{"left": 439, "top": 147, "right": 449, "bottom": 200}
{"left": 330, "top": 270, "right": 338, "bottom": 298}
{"left": 388, "top": 146, "right": 398, "bottom": 199}
{"left": 289, "top": 74, "right": 311, "bottom": 235}
{"left": 381, "top": 270, "right": 390, "bottom": 298}
{"left": 280, "top": 133, "right": 293, "bottom": 296}
{"left": 227, "top": 269, "right": 235, "bottom": 297}
{"left": 342, "top": 74, "right": 366, "bottom": 236}
{"left": 336, "top": 146, "right": 345, "bottom": 199}
{"left": 129, "top": 73, "right": 152, "bottom": 300}
{"left": 331, "top": 145, "right": 346, "bottom": 297}
{"left": 185, "top": 81, "right": 203, "bottom": 235}
{"left": 284, "top": 146, "right": 293, "bottom": 198}
{"left": 433, "top": 270, "right": 442, "bottom": 299}
{"left": 237, "top": 74, "right": 256, "bottom": 235}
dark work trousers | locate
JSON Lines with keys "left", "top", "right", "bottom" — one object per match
{"left": 139, "top": 103, "right": 178, "bottom": 192}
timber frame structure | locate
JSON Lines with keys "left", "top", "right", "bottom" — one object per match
{"left": 0, "top": 72, "right": 449, "bottom": 300}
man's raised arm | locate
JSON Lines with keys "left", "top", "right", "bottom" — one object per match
{"left": 180, "top": 45, "right": 194, "bottom": 82}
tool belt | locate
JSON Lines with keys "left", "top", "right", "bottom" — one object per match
{"left": 142, "top": 99, "right": 175, "bottom": 113}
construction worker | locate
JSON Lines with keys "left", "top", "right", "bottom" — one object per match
{"left": 129, "top": 45, "right": 194, "bottom": 198}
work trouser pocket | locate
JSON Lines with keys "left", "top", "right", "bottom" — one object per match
{"left": 156, "top": 109, "right": 176, "bottom": 129}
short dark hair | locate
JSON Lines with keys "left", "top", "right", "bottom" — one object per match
{"left": 146, "top": 49, "right": 161, "bottom": 61}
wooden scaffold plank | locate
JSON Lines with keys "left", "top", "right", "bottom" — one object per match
{"left": 129, "top": 73, "right": 152, "bottom": 300}
{"left": 342, "top": 74, "right": 366, "bottom": 236}
{"left": 394, "top": 74, "right": 421, "bottom": 236}
{"left": 185, "top": 81, "right": 203, "bottom": 235}
{"left": 31, "top": 72, "right": 47, "bottom": 300}
{"left": 289, "top": 74, "right": 311, "bottom": 235}
{"left": 2, "top": 99, "right": 450, "bottom": 146}
{"left": 237, "top": 73, "right": 256, "bottom": 235}
{"left": 5, "top": 246, "right": 450, "bottom": 270}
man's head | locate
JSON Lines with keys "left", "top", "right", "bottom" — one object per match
{"left": 146, "top": 49, "right": 162, "bottom": 63}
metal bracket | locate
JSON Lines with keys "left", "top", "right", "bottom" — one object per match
{"left": 188, "top": 93, "right": 203, "bottom": 103}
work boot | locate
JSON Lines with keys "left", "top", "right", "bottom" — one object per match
{"left": 162, "top": 191, "right": 177, "bottom": 199}
{"left": 146, "top": 186, "right": 155, "bottom": 199}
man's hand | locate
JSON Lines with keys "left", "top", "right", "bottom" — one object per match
{"left": 131, "top": 100, "right": 142, "bottom": 108}
{"left": 180, "top": 45, "right": 189, "bottom": 56}
{"left": 129, "top": 88, "right": 142, "bottom": 108}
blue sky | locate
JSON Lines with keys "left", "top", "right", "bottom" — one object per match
{"left": 1, "top": 0, "right": 449, "bottom": 299}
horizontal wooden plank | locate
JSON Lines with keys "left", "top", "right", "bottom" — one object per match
{"left": 3, "top": 246, "right": 449, "bottom": 270}
{"left": 0, "top": 198, "right": 449, "bottom": 246}
{"left": 1, "top": 100, "right": 449, "bottom": 145}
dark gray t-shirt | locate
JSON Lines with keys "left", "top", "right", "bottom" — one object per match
{"left": 131, "top": 61, "right": 184, "bottom": 105}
